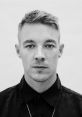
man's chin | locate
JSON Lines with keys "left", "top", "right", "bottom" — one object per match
{"left": 31, "top": 74, "right": 49, "bottom": 83}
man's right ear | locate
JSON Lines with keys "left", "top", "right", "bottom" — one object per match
{"left": 15, "top": 44, "right": 21, "bottom": 58}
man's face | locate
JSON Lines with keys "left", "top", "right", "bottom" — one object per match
{"left": 16, "top": 23, "right": 64, "bottom": 83}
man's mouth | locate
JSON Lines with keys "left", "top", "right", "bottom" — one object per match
{"left": 33, "top": 66, "right": 48, "bottom": 69}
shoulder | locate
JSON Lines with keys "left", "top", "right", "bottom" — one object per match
{"left": 61, "top": 85, "right": 82, "bottom": 111}
{"left": 0, "top": 85, "right": 17, "bottom": 96}
{"left": 61, "top": 85, "right": 82, "bottom": 98}
{"left": 0, "top": 83, "right": 20, "bottom": 106}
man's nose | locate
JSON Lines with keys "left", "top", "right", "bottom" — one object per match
{"left": 34, "top": 47, "right": 45, "bottom": 62}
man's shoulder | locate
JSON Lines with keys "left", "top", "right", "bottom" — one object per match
{"left": 60, "top": 85, "right": 82, "bottom": 113}
{"left": 61, "top": 85, "right": 82, "bottom": 108}
{"left": 0, "top": 85, "right": 17, "bottom": 95}
{"left": 61, "top": 85, "right": 82, "bottom": 98}
{"left": 0, "top": 83, "right": 20, "bottom": 103}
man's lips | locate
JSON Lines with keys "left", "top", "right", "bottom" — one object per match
{"left": 32, "top": 66, "right": 48, "bottom": 69}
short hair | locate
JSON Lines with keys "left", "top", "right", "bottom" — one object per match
{"left": 18, "top": 10, "right": 60, "bottom": 31}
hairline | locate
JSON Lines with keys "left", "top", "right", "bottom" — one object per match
{"left": 18, "top": 22, "right": 60, "bottom": 44}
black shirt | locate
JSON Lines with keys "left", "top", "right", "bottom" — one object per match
{"left": 0, "top": 74, "right": 82, "bottom": 117}
{"left": 20, "top": 74, "right": 61, "bottom": 117}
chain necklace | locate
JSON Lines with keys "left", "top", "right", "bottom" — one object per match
{"left": 26, "top": 104, "right": 55, "bottom": 117}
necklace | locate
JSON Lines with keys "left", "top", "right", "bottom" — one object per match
{"left": 26, "top": 104, "right": 55, "bottom": 117}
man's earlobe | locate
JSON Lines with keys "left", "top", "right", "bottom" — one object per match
{"left": 58, "top": 44, "right": 64, "bottom": 58}
{"left": 15, "top": 44, "right": 21, "bottom": 58}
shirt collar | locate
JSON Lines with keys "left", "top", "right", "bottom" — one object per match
{"left": 19, "top": 74, "right": 62, "bottom": 107}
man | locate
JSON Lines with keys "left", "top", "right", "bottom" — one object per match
{"left": 0, "top": 10, "right": 82, "bottom": 117}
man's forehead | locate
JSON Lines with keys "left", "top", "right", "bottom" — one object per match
{"left": 18, "top": 23, "right": 60, "bottom": 44}
{"left": 19, "top": 23, "right": 59, "bottom": 34}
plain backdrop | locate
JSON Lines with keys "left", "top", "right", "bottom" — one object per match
{"left": 0, "top": 0, "right": 82, "bottom": 94}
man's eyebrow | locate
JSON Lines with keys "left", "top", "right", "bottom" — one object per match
{"left": 45, "top": 39, "right": 57, "bottom": 44}
{"left": 23, "top": 39, "right": 57, "bottom": 45}
{"left": 23, "top": 40, "right": 35, "bottom": 44}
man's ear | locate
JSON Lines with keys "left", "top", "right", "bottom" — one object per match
{"left": 58, "top": 44, "right": 64, "bottom": 58}
{"left": 15, "top": 44, "right": 21, "bottom": 58}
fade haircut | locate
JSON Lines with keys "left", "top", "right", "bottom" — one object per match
{"left": 18, "top": 10, "right": 60, "bottom": 42}
{"left": 19, "top": 10, "right": 60, "bottom": 30}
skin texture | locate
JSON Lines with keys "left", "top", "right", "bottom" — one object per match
{"left": 15, "top": 23, "right": 64, "bottom": 93}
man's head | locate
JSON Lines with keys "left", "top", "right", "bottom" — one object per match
{"left": 15, "top": 10, "right": 64, "bottom": 91}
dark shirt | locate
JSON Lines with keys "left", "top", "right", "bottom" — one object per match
{"left": 0, "top": 74, "right": 82, "bottom": 117}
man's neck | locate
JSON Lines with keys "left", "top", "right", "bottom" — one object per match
{"left": 24, "top": 74, "right": 57, "bottom": 93}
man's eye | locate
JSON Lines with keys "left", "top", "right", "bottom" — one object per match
{"left": 45, "top": 44, "right": 55, "bottom": 48}
{"left": 25, "top": 45, "right": 35, "bottom": 49}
